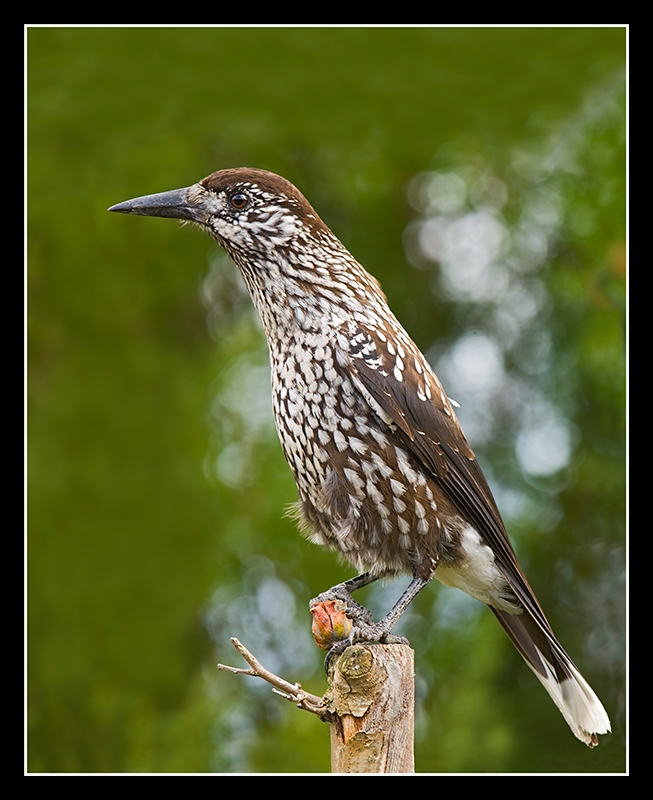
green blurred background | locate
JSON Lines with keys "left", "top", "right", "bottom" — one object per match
{"left": 27, "top": 27, "right": 626, "bottom": 773}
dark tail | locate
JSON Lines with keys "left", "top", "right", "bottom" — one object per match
{"left": 491, "top": 606, "right": 611, "bottom": 747}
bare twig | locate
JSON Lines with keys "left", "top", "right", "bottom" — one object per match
{"left": 218, "top": 637, "right": 331, "bottom": 720}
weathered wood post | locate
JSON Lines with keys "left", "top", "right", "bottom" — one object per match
{"left": 218, "top": 638, "right": 415, "bottom": 773}
{"left": 326, "top": 644, "right": 415, "bottom": 773}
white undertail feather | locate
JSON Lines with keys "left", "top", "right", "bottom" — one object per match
{"left": 528, "top": 646, "right": 611, "bottom": 747}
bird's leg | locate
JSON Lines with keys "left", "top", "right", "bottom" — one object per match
{"left": 366, "top": 574, "right": 430, "bottom": 641}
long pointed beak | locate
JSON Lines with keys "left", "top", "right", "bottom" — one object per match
{"left": 108, "top": 186, "right": 201, "bottom": 222}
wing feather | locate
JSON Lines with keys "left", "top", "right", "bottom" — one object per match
{"left": 348, "top": 324, "right": 548, "bottom": 623}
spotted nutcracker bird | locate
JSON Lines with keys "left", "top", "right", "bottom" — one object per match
{"left": 109, "top": 168, "right": 610, "bottom": 746}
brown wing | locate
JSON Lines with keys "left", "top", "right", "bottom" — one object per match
{"left": 348, "top": 323, "right": 550, "bottom": 624}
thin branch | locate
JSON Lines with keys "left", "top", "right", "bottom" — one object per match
{"left": 218, "top": 637, "right": 331, "bottom": 720}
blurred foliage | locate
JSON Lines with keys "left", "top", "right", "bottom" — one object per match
{"left": 27, "top": 27, "right": 625, "bottom": 773}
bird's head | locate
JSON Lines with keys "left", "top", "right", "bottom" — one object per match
{"left": 109, "top": 168, "right": 387, "bottom": 333}
{"left": 108, "top": 168, "right": 329, "bottom": 261}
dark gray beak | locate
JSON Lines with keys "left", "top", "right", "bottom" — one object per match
{"left": 108, "top": 186, "right": 201, "bottom": 222}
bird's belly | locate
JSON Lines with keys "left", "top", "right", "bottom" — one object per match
{"left": 273, "top": 372, "right": 450, "bottom": 577}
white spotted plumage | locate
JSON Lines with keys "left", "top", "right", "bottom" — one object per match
{"left": 110, "top": 167, "right": 611, "bottom": 747}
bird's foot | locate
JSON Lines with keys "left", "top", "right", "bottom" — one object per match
{"left": 309, "top": 586, "right": 409, "bottom": 672}
{"left": 312, "top": 583, "right": 375, "bottom": 628}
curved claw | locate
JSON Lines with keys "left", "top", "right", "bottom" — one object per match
{"left": 323, "top": 637, "right": 355, "bottom": 673}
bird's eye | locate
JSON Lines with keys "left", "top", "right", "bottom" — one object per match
{"left": 230, "top": 192, "right": 249, "bottom": 210}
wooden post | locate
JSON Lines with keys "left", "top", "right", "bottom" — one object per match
{"left": 325, "top": 644, "right": 415, "bottom": 773}
{"left": 218, "top": 638, "right": 415, "bottom": 773}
